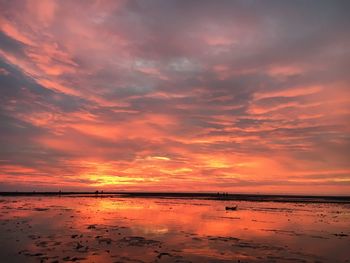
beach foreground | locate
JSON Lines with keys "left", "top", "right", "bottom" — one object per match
{"left": 0, "top": 195, "right": 349, "bottom": 263}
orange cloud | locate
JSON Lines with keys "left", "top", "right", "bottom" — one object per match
{"left": 0, "top": 0, "right": 349, "bottom": 194}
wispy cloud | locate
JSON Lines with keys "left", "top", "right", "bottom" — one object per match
{"left": 0, "top": 0, "right": 349, "bottom": 194}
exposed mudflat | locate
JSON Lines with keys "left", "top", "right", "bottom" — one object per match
{"left": 0, "top": 196, "right": 349, "bottom": 262}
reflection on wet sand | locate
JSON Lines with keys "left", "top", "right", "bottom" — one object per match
{"left": 0, "top": 196, "right": 349, "bottom": 262}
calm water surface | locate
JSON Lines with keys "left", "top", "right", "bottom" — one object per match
{"left": 0, "top": 196, "right": 349, "bottom": 262}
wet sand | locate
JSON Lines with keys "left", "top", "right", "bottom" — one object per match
{"left": 0, "top": 195, "right": 349, "bottom": 262}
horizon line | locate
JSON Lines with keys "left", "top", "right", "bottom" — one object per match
{"left": 1, "top": 191, "right": 349, "bottom": 198}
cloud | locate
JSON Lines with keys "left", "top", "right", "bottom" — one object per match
{"left": 0, "top": 31, "right": 26, "bottom": 57}
{"left": 0, "top": 0, "right": 349, "bottom": 194}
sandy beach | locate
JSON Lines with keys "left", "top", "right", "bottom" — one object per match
{"left": 0, "top": 195, "right": 349, "bottom": 263}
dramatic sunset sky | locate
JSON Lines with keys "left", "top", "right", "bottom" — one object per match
{"left": 0, "top": 0, "right": 349, "bottom": 194}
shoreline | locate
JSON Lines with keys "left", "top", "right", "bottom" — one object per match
{"left": 1, "top": 192, "right": 349, "bottom": 262}
{"left": 1, "top": 192, "right": 350, "bottom": 203}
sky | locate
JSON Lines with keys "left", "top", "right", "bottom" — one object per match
{"left": 0, "top": 0, "right": 349, "bottom": 194}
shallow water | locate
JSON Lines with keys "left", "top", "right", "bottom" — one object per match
{"left": 0, "top": 196, "right": 349, "bottom": 262}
